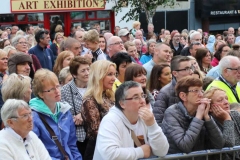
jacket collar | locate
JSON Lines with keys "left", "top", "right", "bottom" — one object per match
{"left": 178, "top": 102, "right": 194, "bottom": 120}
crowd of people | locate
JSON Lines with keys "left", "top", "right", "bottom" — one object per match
{"left": 0, "top": 21, "right": 240, "bottom": 160}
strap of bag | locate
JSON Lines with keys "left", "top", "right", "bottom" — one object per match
{"left": 131, "top": 130, "right": 142, "bottom": 147}
{"left": 38, "top": 113, "right": 69, "bottom": 160}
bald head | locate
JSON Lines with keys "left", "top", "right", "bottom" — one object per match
{"left": 104, "top": 32, "right": 113, "bottom": 42}
{"left": 135, "top": 30, "right": 143, "bottom": 40}
{"left": 107, "top": 36, "right": 125, "bottom": 57}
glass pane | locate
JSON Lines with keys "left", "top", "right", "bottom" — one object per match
{"left": 88, "top": 11, "right": 95, "bottom": 19}
{"left": 97, "top": 11, "right": 110, "bottom": 19}
{"left": 17, "top": 15, "right": 26, "bottom": 21}
{"left": 49, "top": 15, "right": 65, "bottom": 41}
{"left": 71, "top": 12, "right": 85, "bottom": 20}
{"left": 81, "top": 20, "right": 111, "bottom": 32}
{"left": 28, "top": 13, "right": 44, "bottom": 22}
{"left": 0, "top": 14, "right": 15, "bottom": 23}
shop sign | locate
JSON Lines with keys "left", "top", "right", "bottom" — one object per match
{"left": 11, "top": 0, "right": 105, "bottom": 12}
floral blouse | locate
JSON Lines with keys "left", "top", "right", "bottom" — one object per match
{"left": 81, "top": 92, "right": 114, "bottom": 140}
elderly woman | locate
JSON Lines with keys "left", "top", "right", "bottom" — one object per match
{"left": 29, "top": 69, "right": 82, "bottom": 160}
{"left": 53, "top": 51, "right": 74, "bottom": 76}
{"left": 11, "top": 35, "right": 41, "bottom": 72}
{"left": 61, "top": 56, "right": 91, "bottom": 157}
{"left": 0, "top": 99, "right": 51, "bottom": 160}
{"left": 50, "top": 32, "right": 64, "bottom": 60}
{"left": 140, "top": 39, "right": 156, "bottom": 65}
{"left": 81, "top": 60, "right": 116, "bottom": 159}
{"left": 59, "top": 66, "right": 72, "bottom": 86}
{"left": 124, "top": 41, "right": 142, "bottom": 65}
{"left": 0, "top": 50, "right": 8, "bottom": 83}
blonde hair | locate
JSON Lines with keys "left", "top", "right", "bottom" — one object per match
{"left": 54, "top": 32, "right": 64, "bottom": 41}
{"left": 1, "top": 73, "right": 31, "bottom": 102}
{"left": 3, "top": 45, "right": 16, "bottom": 57}
{"left": 55, "top": 25, "right": 63, "bottom": 32}
{"left": 0, "top": 49, "right": 7, "bottom": 58}
{"left": 124, "top": 41, "right": 135, "bottom": 51}
{"left": 83, "top": 29, "right": 99, "bottom": 43}
{"left": 32, "top": 69, "right": 59, "bottom": 98}
{"left": 203, "top": 87, "right": 226, "bottom": 102}
{"left": 53, "top": 51, "right": 74, "bottom": 76}
{"left": 84, "top": 60, "right": 116, "bottom": 104}
{"left": 133, "top": 21, "right": 141, "bottom": 29}
{"left": 16, "top": 30, "right": 24, "bottom": 36}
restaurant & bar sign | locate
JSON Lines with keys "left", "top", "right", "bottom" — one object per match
{"left": 11, "top": 0, "right": 105, "bottom": 12}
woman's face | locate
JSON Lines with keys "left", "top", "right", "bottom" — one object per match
{"left": 99, "top": 37, "right": 106, "bottom": 52}
{"left": 220, "top": 46, "right": 231, "bottom": 59}
{"left": 62, "top": 53, "right": 74, "bottom": 68}
{"left": 180, "top": 37, "right": 186, "bottom": 46}
{"left": 216, "top": 36, "right": 222, "bottom": 41}
{"left": 210, "top": 90, "right": 230, "bottom": 113}
{"left": 118, "top": 62, "right": 130, "bottom": 80}
{"left": 40, "top": 81, "right": 61, "bottom": 103}
{"left": 127, "top": 46, "right": 138, "bottom": 59}
{"left": 4, "top": 40, "right": 11, "bottom": 48}
{"left": 202, "top": 52, "right": 212, "bottom": 65}
{"left": 56, "top": 35, "right": 64, "bottom": 44}
{"left": 16, "top": 38, "right": 27, "bottom": 52}
{"left": 148, "top": 43, "right": 155, "bottom": 54}
{"left": 133, "top": 72, "right": 147, "bottom": 88}
{"left": 159, "top": 67, "right": 172, "bottom": 87}
{"left": 190, "top": 59, "right": 200, "bottom": 71}
{"left": 0, "top": 54, "right": 8, "bottom": 72}
{"left": 1, "top": 31, "right": 8, "bottom": 39}
{"left": 215, "top": 41, "right": 225, "bottom": 51}
{"left": 75, "top": 64, "right": 90, "bottom": 84}
{"left": 103, "top": 65, "right": 116, "bottom": 90}
{"left": 63, "top": 74, "right": 72, "bottom": 86}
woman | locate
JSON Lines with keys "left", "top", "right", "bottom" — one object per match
{"left": 124, "top": 41, "right": 142, "bottom": 65}
{"left": 50, "top": 32, "right": 64, "bottom": 60}
{"left": 59, "top": 66, "right": 72, "bottom": 86}
{"left": 99, "top": 35, "right": 107, "bottom": 55}
{"left": 61, "top": 56, "right": 91, "bottom": 157}
{"left": 0, "top": 39, "right": 11, "bottom": 49}
{"left": 195, "top": 48, "right": 212, "bottom": 75}
{"left": 81, "top": 60, "right": 116, "bottom": 159}
{"left": 29, "top": 69, "right": 82, "bottom": 160}
{"left": 53, "top": 51, "right": 74, "bottom": 76}
{"left": 11, "top": 35, "right": 42, "bottom": 72}
{"left": 0, "top": 30, "right": 8, "bottom": 39}
{"left": 0, "top": 50, "right": 8, "bottom": 84}
{"left": 140, "top": 39, "right": 156, "bottom": 65}
{"left": 124, "top": 63, "right": 155, "bottom": 107}
{"left": 211, "top": 44, "right": 231, "bottom": 67}
{"left": 204, "top": 88, "right": 240, "bottom": 159}
{"left": 147, "top": 64, "right": 172, "bottom": 100}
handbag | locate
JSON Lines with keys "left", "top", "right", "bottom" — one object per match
{"left": 38, "top": 113, "right": 69, "bottom": 160}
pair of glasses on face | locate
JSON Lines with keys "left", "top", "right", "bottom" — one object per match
{"left": 175, "top": 66, "right": 194, "bottom": 73}
{"left": 12, "top": 112, "right": 33, "bottom": 121}
{"left": 125, "top": 94, "right": 147, "bottom": 101}
{"left": 188, "top": 89, "right": 204, "bottom": 95}
{"left": 110, "top": 41, "right": 123, "bottom": 45}
{"left": 42, "top": 85, "right": 61, "bottom": 93}
{"left": 227, "top": 67, "right": 240, "bottom": 73}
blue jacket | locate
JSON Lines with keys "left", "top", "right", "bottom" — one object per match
{"left": 28, "top": 44, "right": 54, "bottom": 71}
{"left": 30, "top": 101, "right": 82, "bottom": 160}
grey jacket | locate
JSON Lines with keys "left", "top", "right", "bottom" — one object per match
{"left": 162, "top": 102, "right": 224, "bottom": 154}
{"left": 153, "top": 78, "right": 180, "bottom": 126}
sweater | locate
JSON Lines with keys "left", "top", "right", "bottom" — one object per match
{"left": 0, "top": 128, "right": 51, "bottom": 160}
{"left": 93, "top": 106, "right": 169, "bottom": 160}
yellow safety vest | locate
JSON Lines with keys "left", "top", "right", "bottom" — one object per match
{"left": 206, "top": 80, "right": 240, "bottom": 103}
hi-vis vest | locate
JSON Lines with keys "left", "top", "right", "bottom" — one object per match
{"left": 206, "top": 80, "right": 240, "bottom": 103}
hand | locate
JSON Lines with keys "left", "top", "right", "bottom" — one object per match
{"left": 211, "top": 105, "right": 231, "bottom": 122}
{"left": 138, "top": 107, "right": 154, "bottom": 126}
{"left": 73, "top": 113, "right": 83, "bottom": 125}
{"left": 140, "top": 144, "right": 151, "bottom": 158}
{"left": 195, "top": 98, "right": 211, "bottom": 120}
{"left": 203, "top": 103, "right": 210, "bottom": 121}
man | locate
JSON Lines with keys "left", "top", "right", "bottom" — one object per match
{"left": 104, "top": 32, "right": 113, "bottom": 42}
{"left": 169, "top": 31, "right": 183, "bottom": 56}
{"left": 93, "top": 23, "right": 101, "bottom": 33}
{"left": 107, "top": 36, "right": 125, "bottom": 60}
{"left": 0, "top": 99, "right": 52, "bottom": 159}
{"left": 206, "top": 55, "right": 240, "bottom": 103}
{"left": 143, "top": 43, "right": 172, "bottom": 79}
{"left": 162, "top": 76, "right": 224, "bottom": 154}
{"left": 10, "top": 25, "right": 19, "bottom": 39}
{"left": 153, "top": 56, "right": 193, "bottom": 125}
{"left": 28, "top": 30, "right": 54, "bottom": 71}
{"left": 26, "top": 25, "right": 34, "bottom": 36}
{"left": 133, "top": 39, "right": 142, "bottom": 57}
{"left": 114, "top": 26, "right": 120, "bottom": 36}
{"left": 158, "top": 29, "right": 170, "bottom": 43}
{"left": 226, "top": 34, "right": 235, "bottom": 48}
{"left": 64, "top": 37, "right": 82, "bottom": 57}
{"left": 118, "top": 28, "right": 130, "bottom": 43}
{"left": 93, "top": 81, "right": 169, "bottom": 160}
{"left": 180, "top": 42, "right": 202, "bottom": 56}
{"left": 135, "top": 30, "right": 145, "bottom": 43}
{"left": 73, "top": 30, "right": 89, "bottom": 55}
{"left": 228, "top": 27, "right": 235, "bottom": 35}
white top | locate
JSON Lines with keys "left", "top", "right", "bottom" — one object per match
{"left": 0, "top": 127, "right": 51, "bottom": 160}
{"left": 77, "top": 87, "right": 87, "bottom": 97}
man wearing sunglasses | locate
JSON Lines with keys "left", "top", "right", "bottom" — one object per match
{"left": 206, "top": 55, "right": 240, "bottom": 103}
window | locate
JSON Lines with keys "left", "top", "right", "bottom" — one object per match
{"left": 0, "top": 14, "right": 14, "bottom": 23}
{"left": 71, "top": 12, "right": 85, "bottom": 20}
{"left": 97, "top": 11, "right": 110, "bottom": 19}
{"left": 28, "top": 13, "right": 44, "bottom": 22}
{"left": 17, "top": 15, "right": 26, "bottom": 21}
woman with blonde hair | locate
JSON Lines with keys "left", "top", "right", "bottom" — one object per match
{"left": 3, "top": 45, "right": 17, "bottom": 57}
{"left": 53, "top": 51, "right": 74, "bottom": 76}
{"left": 50, "top": 32, "right": 64, "bottom": 59}
{"left": 82, "top": 60, "right": 116, "bottom": 159}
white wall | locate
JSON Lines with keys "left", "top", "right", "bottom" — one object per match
{"left": 1, "top": 0, "right": 11, "bottom": 13}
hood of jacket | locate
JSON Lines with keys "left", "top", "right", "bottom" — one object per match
{"left": 29, "top": 98, "right": 71, "bottom": 122}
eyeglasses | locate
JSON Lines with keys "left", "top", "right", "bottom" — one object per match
{"left": 110, "top": 41, "right": 123, "bottom": 45}
{"left": 175, "top": 66, "right": 194, "bottom": 73}
{"left": 18, "top": 42, "right": 27, "bottom": 45}
{"left": 227, "top": 67, "right": 240, "bottom": 73}
{"left": 125, "top": 94, "right": 147, "bottom": 101}
{"left": 42, "top": 85, "right": 61, "bottom": 93}
{"left": 12, "top": 112, "right": 33, "bottom": 120}
{"left": 188, "top": 89, "right": 204, "bottom": 95}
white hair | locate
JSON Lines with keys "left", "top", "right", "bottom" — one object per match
{"left": 190, "top": 31, "right": 202, "bottom": 41}
{"left": 219, "top": 55, "right": 238, "bottom": 74}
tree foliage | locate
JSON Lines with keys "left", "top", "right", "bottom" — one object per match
{"left": 109, "top": 0, "right": 176, "bottom": 24}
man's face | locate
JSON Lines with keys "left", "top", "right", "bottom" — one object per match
{"left": 148, "top": 25, "right": 154, "bottom": 33}
{"left": 75, "top": 31, "right": 85, "bottom": 43}
{"left": 28, "top": 27, "right": 34, "bottom": 35}
{"left": 108, "top": 37, "right": 125, "bottom": 56}
{"left": 12, "top": 26, "right": 19, "bottom": 34}
{"left": 121, "top": 86, "right": 146, "bottom": 119}
{"left": 40, "top": 34, "right": 50, "bottom": 46}
{"left": 173, "top": 61, "right": 193, "bottom": 81}
{"left": 191, "top": 34, "right": 202, "bottom": 44}
{"left": 154, "top": 44, "right": 172, "bottom": 64}
{"left": 227, "top": 35, "right": 235, "bottom": 45}
{"left": 135, "top": 40, "right": 142, "bottom": 52}
{"left": 223, "top": 58, "right": 240, "bottom": 86}
{"left": 228, "top": 28, "right": 235, "bottom": 34}
{"left": 172, "top": 33, "right": 180, "bottom": 44}
{"left": 85, "top": 41, "right": 97, "bottom": 51}
{"left": 135, "top": 31, "right": 143, "bottom": 40}
{"left": 114, "top": 27, "right": 120, "bottom": 35}
{"left": 17, "top": 62, "right": 31, "bottom": 76}
{"left": 69, "top": 42, "right": 82, "bottom": 56}
{"left": 120, "top": 34, "right": 130, "bottom": 43}
{"left": 189, "top": 44, "right": 202, "bottom": 57}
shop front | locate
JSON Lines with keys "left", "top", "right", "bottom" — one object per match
{"left": 0, "top": 0, "right": 114, "bottom": 36}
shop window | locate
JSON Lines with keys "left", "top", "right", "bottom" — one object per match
{"left": 97, "top": 11, "right": 110, "bottom": 19}
{"left": 81, "top": 20, "right": 110, "bottom": 32}
{"left": 28, "top": 13, "right": 44, "bottom": 22}
{"left": 17, "top": 15, "right": 26, "bottom": 21}
{"left": 0, "top": 14, "right": 14, "bottom": 23}
{"left": 71, "top": 12, "right": 85, "bottom": 20}
{"left": 87, "top": 11, "right": 95, "bottom": 19}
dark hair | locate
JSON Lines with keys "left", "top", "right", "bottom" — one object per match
{"left": 147, "top": 64, "right": 171, "bottom": 92}
{"left": 214, "top": 44, "right": 229, "bottom": 61}
{"left": 215, "top": 34, "right": 223, "bottom": 40}
{"left": 124, "top": 64, "right": 147, "bottom": 81}
{"left": 110, "top": 52, "right": 132, "bottom": 72}
{"left": 115, "top": 81, "right": 140, "bottom": 111}
{"left": 171, "top": 55, "right": 190, "bottom": 72}
{"left": 35, "top": 30, "right": 49, "bottom": 43}
{"left": 175, "top": 76, "right": 202, "bottom": 101}
{"left": 227, "top": 49, "right": 240, "bottom": 58}
{"left": 99, "top": 35, "right": 107, "bottom": 53}
{"left": 195, "top": 48, "right": 211, "bottom": 72}
{"left": 189, "top": 42, "right": 201, "bottom": 49}
{"left": 202, "top": 77, "right": 214, "bottom": 91}
{"left": 0, "top": 39, "right": 10, "bottom": 49}
{"left": 26, "top": 25, "right": 33, "bottom": 32}
{"left": 69, "top": 56, "right": 91, "bottom": 76}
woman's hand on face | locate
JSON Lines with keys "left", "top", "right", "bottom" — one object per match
{"left": 196, "top": 98, "right": 211, "bottom": 120}
{"left": 73, "top": 113, "right": 83, "bottom": 125}
{"left": 211, "top": 104, "right": 231, "bottom": 121}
